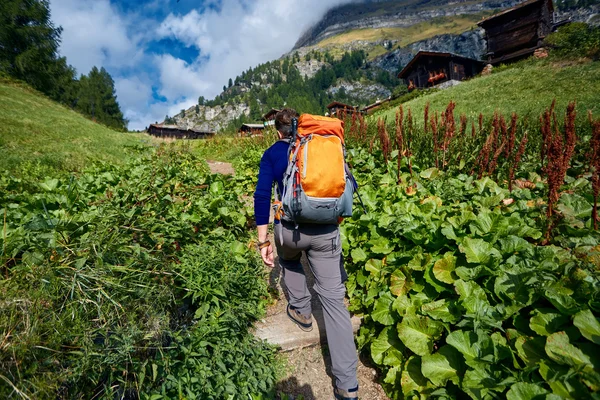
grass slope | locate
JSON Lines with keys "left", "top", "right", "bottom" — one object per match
{"left": 375, "top": 59, "right": 600, "bottom": 122}
{"left": 0, "top": 78, "right": 150, "bottom": 175}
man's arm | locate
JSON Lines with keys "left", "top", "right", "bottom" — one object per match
{"left": 254, "top": 152, "right": 275, "bottom": 267}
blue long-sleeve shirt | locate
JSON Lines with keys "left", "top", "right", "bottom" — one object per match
{"left": 254, "top": 140, "right": 289, "bottom": 226}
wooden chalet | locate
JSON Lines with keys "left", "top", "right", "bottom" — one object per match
{"left": 262, "top": 108, "right": 281, "bottom": 127}
{"left": 361, "top": 97, "right": 392, "bottom": 115}
{"left": 398, "top": 51, "right": 484, "bottom": 90}
{"left": 147, "top": 124, "right": 214, "bottom": 139}
{"left": 326, "top": 101, "right": 360, "bottom": 119}
{"left": 478, "top": 0, "right": 554, "bottom": 65}
{"left": 239, "top": 123, "right": 265, "bottom": 137}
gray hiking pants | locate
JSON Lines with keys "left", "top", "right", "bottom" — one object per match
{"left": 274, "top": 221, "right": 359, "bottom": 391}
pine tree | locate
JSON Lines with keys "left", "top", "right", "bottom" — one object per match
{"left": 228, "top": 78, "right": 233, "bottom": 88}
{"left": 75, "top": 67, "right": 126, "bottom": 130}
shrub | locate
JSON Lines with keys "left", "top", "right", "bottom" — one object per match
{"left": 546, "top": 22, "right": 600, "bottom": 60}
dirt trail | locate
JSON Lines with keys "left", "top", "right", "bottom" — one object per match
{"left": 210, "top": 160, "right": 388, "bottom": 400}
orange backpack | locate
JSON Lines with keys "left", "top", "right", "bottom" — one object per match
{"left": 279, "top": 114, "right": 356, "bottom": 225}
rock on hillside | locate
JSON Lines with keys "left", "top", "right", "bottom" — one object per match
{"left": 172, "top": 103, "right": 250, "bottom": 133}
{"left": 294, "top": 59, "right": 331, "bottom": 78}
{"left": 370, "top": 29, "right": 486, "bottom": 73}
{"left": 327, "top": 79, "right": 391, "bottom": 100}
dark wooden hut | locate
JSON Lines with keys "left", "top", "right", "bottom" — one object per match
{"left": 397, "top": 51, "right": 484, "bottom": 90}
{"left": 239, "top": 123, "right": 265, "bottom": 137}
{"left": 477, "top": 0, "right": 554, "bottom": 65}
{"left": 147, "top": 124, "right": 214, "bottom": 139}
{"left": 326, "top": 101, "right": 360, "bottom": 119}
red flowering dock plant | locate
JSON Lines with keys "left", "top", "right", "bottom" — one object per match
{"left": 589, "top": 112, "right": 600, "bottom": 229}
{"left": 541, "top": 101, "right": 577, "bottom": 240}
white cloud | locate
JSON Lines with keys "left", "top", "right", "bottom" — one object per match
{"left": 155, "top": 54, "right": 211, "bottom": 100}
{"left": 155, "top": 0, "right": 354, "bottom": 100}
{"left": 50, "top": 0, "right": 144, "bottom": 76}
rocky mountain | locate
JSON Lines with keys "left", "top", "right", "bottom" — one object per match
{"left": 293, "top": 0, "right": 519, "bottom": 49}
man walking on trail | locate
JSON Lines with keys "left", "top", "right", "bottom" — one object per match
{"left": 254, "top": 108, "right": 359, "bottom": 400}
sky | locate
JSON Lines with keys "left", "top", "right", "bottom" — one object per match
{"left": 49, "top": 0, "right": 355, "bottom": 130}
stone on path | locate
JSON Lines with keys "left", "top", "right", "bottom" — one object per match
{"left": 254, "top": 307, "right": 362, "bottom": 351}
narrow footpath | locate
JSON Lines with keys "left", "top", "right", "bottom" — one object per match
{"left": 207, "top": 160, "right": 389, "bottom": 400}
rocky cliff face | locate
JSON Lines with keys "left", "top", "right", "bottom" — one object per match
{"left": 172, "top": 103, "right": 250, "bottom": 133}
{"left": 327, "top": 79, "right": 391, "bottom": 100}
{"left": 370, "top": 29, "right": 487, "bottom": 73}
{"left": 294, "top": 0, "right": 521, "bottom": 49}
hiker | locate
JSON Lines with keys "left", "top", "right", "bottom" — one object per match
{"left": 254, "top": 108, "right": 359, "bottom": 400}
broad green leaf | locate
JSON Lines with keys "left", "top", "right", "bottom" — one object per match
{"left": 420, "top": 167, "right": 439, "bottom": 179}
{"left": 506, "top": 382, "right": 549, "bottom": 400}
{"left": 459, "top": 237, "right": 500, "bottom": 265}
{"left": 365, "top": 259, "right": 383, "bottom": 277}
{"left": 499, "top": 235, "right": 535, "bottom": 257}
{"left": 392, "top": 295, "right": 414, "bottom": 317}
{"left": 390, "top": 269, "right": 411, "bottom": 297}
{"left": 432, "top": 253, "right": 456, "bottom": 284}
{"left": 545, "top": 332, "right": 593, "bottom": 370}
{"left": 544, "top": 284, "right": 579, "bottom": 315}
{"left": 384, "top": 366, "right": 401, "bottom": 385}
{"left": 397, "top": 315, "right": 443, "bottom": 356}
{"left": 421, "top": 345, "right": 462, "bottom": 387}
{"left": 494, "top": 270, "right": 536, "bottom": 306}
{"left": 372, "top": 292, "right": 395, "bottom": 326}
{"left": 39, "top": 178, "right": 59, "bottom": 191}
{"left": 515, "top": 336, "right": 546, "bottom": 367}
{"left": 383, "top": 347, "right": 404, "bottom": 367}
{"left": 454, "top": 280, "right": 490, "bottom": 315}
{"left": 407, "top": 252, "right": 431, "bottom": 271}
{"left": 401, "top": 356, "right": 431, "bottom": 397}
{"left": 351, "top": 247, "right": 368, "bottom": 262}
{"left": 370, "top": 236, "right": 394, "bottom": 255}
{"left": 539, "top": 361, "right": 590, "bottom": 399}
{"left": 210, "top": 181, "right": 224, "bottom": 195}
{"left": 557, "top": 193, "right": 592, "bottom": 219}
{"left": 573, "top": 309, "right": 600, "bottom": 345}
{"left": 530, "top": 309, "right": 569, "bottom": 336}
{"left": 421, "top": 299, "right": 459, "bottom": 323}
{"left": 424, "top": 262, "right": 449, "bottom": 293}
{"left": 371, "top": 327, "right": 393, "bottom": 365}
{"left": 446, "top": 330, "right": 494, "bottom": 362}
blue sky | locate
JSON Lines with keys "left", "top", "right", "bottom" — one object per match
{"left": 49, "top": 0, "right": 354, "bottom": 130}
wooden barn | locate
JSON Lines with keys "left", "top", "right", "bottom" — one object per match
{"left": 147, "top": 124, "right": 214, "bottom": 139}
{"left": 327, "top": 101, "right": 361, "bottom": 119}
{"left": 262, "top": 108, "right": 281, "bottom": 127}
{"left": 239, "top": 123, "right": 265, "bottom": 137}
{"left": 397, "top": 51, "right": 484, "bottom": 90}
{"left": 477, "top": 0, "right": 554, "bottom": 65}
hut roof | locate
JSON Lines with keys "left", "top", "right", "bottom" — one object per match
{"left": 241, "top": 123, "right": 265, "bottom": 129}
{"left": 149, "top": 124, "right": 180, "bottom": 130}
{"left": 326, "top": 101, "right": 357, "bottom": 110}
{"left": 477, "top": 0, "right": 553, "bottom": 27}
{"left": 397, "top": 51, "right": 483, "bottom": 79}
{"left": 362, "top": 97, "right": 391, "bottom": 112}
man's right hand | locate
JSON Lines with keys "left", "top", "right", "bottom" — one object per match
{"left": 260, "top": 244, "right": 274, "bottom": 267}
